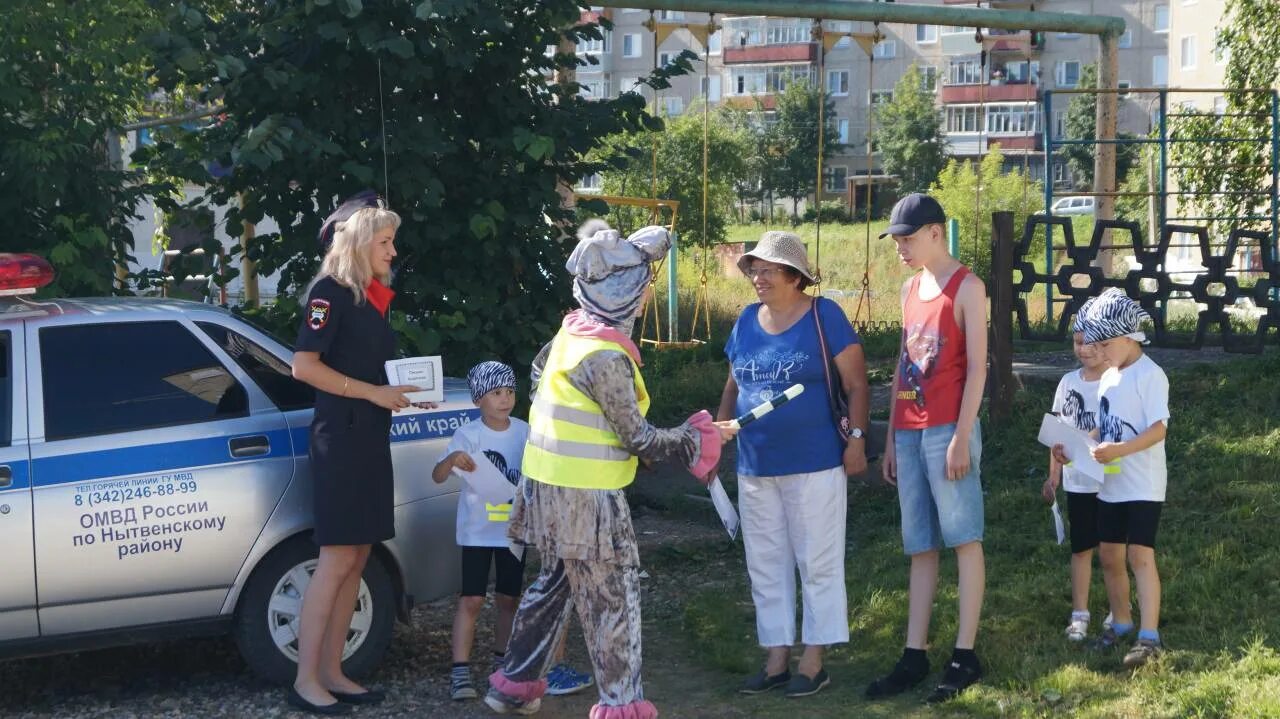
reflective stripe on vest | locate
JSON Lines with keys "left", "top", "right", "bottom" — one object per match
{"left": 521, "top": 330, "right": 649, "bottom": 490}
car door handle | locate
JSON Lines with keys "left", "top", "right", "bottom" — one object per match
{"left": 229, "top": 435, "right": 271, "bottom": 458}
{"left": 0, "top": 465, "right": 10, "bottom": 489}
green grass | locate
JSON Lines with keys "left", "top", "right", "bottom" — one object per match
{"left": 643, "top": 351, "right": 1280, "bottom": 718}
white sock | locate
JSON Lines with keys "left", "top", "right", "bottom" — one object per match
{"left": 1070, "top": 610, "right": 1091, "bottom": 622}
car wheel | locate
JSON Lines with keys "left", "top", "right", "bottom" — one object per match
{"left": 233, "top": 536, "right": 396, "bottom": 685}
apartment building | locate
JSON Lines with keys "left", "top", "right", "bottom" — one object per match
{"left": 582, "top": 1, "right": 1196, "bottom": 199}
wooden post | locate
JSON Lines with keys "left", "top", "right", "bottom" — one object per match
{"left": 989, "top": 211, "right": 1016, "bottom": 425}
{"left": 239, "top": 193, "right": 259, "bottom": 306}
{"left": 1094, "top": 33, "right": 1119, "bottom": 273}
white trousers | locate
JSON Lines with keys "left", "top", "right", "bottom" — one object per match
{"left": 739, "top": 466, "right": 849, "bottom": 648}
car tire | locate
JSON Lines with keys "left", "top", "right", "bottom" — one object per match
{"left": 233, "top": 536, "right": 396, "bottom": 686}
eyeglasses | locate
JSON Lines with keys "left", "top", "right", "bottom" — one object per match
{"left": 745, "top": 267, "right": 786, "bottom": 279}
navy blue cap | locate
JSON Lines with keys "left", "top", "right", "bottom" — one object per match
{"left": 318, "top": 190, "right": 385, "bottom": 249}
{"left": 879, "top": 193, "right": 947, "bottom": 238}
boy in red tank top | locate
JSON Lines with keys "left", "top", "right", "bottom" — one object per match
{"left": 865, "top": 194, "right": 989, "bottom": 705}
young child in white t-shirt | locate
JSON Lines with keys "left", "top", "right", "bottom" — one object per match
{"left": 1061, "top": 289, "right": 1170, "bottom": 669}
{"left": 1042, "top": 319, "right": 1109, "bottom": 641}
{"left": 432, "top": 362, "right": 529, "bottom": 701}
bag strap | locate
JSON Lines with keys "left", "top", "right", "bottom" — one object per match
{"left": 811, "top": 298, "right": 847, "bottom": 440}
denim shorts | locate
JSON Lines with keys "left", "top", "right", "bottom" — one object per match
{"left": 895, "top": 422, "right": 984, "bottom": 555}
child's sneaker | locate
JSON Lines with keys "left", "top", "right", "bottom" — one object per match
{"left": 545, "top": 664, "right": 594, "bottom": 696}
{"left": 1065, "top": 612, "right": 1090, "bottom": 642}
{"left": 484, "top": 687, "right": 542, "bottom": 715}
{"left": 451, "top": 672, "right": 478, "bottom": 701}
{"left": 1123, "top": 638, "right": 1163, "bottom": 668}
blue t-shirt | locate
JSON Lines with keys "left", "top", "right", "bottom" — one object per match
{"left": 724, "top": 298, "right": 860, "bottom": 477}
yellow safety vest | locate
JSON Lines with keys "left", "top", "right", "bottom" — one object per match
{"left": 522, "top": 330, "right": 649, "bottom": 490}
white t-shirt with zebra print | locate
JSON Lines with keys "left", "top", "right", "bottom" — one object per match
{"left": 1052, "top": 368, "right": 1102, "bottom": 494}
{"left": 1095, "top": 354, "right": 1170, "bottom": 503}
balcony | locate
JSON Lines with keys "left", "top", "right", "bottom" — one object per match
{"left": 941, "top": 82, "right": 1038, "bottom": 103}
{"left": 724, "top": 95, "right": 778, "bottom": 110}
{"left": 945, "top": 134, "right": 1041, "bottom": 156}
{"left": 724, "top": 43, "right": 817, "bottom": 64}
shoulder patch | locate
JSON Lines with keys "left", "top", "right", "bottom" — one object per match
{"left": 307, "top": 298, "right": 331, "bottom": 330}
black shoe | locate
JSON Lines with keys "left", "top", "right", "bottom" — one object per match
{"left": 925, "top": 657, "right": 983, "bottom": 704}
{"left": 784, "top": 669, "right": 830, "bottom": 698}
{"left": 739, "top": 669, "right": 791, "bottom": 694}
{"left": 865, "top": 654, "right": 929, "bottom": 699}
{"left": 332, "top": 688, "right": 386, "bottom": 705}
{"left": 287, "top": 688, "right": 353, "bottom": 716}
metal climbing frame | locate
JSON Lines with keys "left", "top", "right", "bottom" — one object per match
{"left": 1040, "top": 87, "right": 1280, "bottom": 324}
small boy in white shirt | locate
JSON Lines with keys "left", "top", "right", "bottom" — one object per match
{"left": 1062, "top": 289, "right": 1170, "bottom": 668}
{"left": 1042, "top": 312, "right": 1109, "bottom": 641}
{"left": 432, "top": 362, "right": 530, "bottom": 700}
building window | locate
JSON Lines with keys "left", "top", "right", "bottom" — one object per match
{"left": 580, "top": 78, "right": 607, "bottom": 99}
{"left": 708, "top": 30, "right": 722, "bottom": 55}
{"left": 765, "top": 21, "right": 811, "bottom": 45}
{"left": 577, "top": 173, "right": 602, "bottom": 192}
{"left": 1154, "top": 5, "right": 1169, "bottom": 33}
{"left": 1153, "top": 55, "right": 1168, "bottom": 86}
{"left": 1180, "top": 35, "right": 1196, "bottom": 70}
{"left": 1056, "top": 60, "right": 1081, "bottom": 88}
{"left": 622, "top": 34, "right": 642, "bottom": 58}
{"left": 873, "top": 40, "right": 897, "bottom": 59}
{"left": 985, "top": 103, "right": 1038, "bottom": 135}
{"left": 577, "top": 31, "right": 610, "bottom": 55}
{"left": 829, "top": 21, "right": 853, "bottom": 49}
{"left": 1053, "top": 162, "right": 1068, "bottom": 184}
{"left": 1119, "top": 30, "right": 1133, "bottom": 49}
{"left": 824, "top": 166, "right": 848, "bottom": 192}
{"left": 870, "top": 90, "right": 893, "bottom": 106}
{"left": 828, "top": 70, "right": 849, "bottom": 95}
{"left": 730, "top": 64, "right": 813, "bottom": 95}
{"left": 658, "top": 52, "right": 674, "bottom": 68}
{"left": 1005, "top": 60, "right": 1038, "bottom": 85}
{"left": 701, "top": 75, "right": 722, "bottom": 102}
{"left": 658, "top": 10, "right": 684, "bottom": 20}
{"left": 946, "top": 106, "right": 982, "bottom": 133}
{"left": 947, "top": 58, "right": 984, "bottom": 86}
{"left": 916, "top": 25, "right": 938, "bottom": 44}
{"left": 663, "top": 97, "right": 683, "bottom": 116}
{"left": 838, "top": 118, "right": 850, "bottom": 144}
{"left": 1118, "top": 80, "right": 1131, "bottom": 98}
{"left": 920, "top": 66, "right": 939, "bottom": 92}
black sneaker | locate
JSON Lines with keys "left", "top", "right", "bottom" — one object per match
{"left": 865, "top": 653, "right": 929, "bottom": 699}
{"left": 738, "top": 669, "right": 790, "bottom": 695}
{"left": 925, "top": 656, "right": 983, "bottom": 704}
{"left": 450, "top": 673, "right": 477, "bottom": 701}
{"left": 1091, "top": 626, "right": 1127, "bottom": 651}
{"left": 784, "top": 669, "right": 830, "bottom": 698}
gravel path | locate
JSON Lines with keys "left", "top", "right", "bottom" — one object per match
{"left": 0, "top": 515, "right": 726, "bottom": 719}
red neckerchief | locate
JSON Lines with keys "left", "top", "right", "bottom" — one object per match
{"left": 365, "top": 279, "right": 395, "bottom": 317}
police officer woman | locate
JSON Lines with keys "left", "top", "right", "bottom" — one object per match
{"left": 288, "top": 199, "right": 418, "bottom": 715}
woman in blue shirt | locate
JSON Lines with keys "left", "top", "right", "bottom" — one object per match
{"left": 715, "top": 231, "right": 869, "bottom": 699}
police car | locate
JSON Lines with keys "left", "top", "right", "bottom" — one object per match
{"left": 0, "top": 254, "right": 469, "bottom": 684}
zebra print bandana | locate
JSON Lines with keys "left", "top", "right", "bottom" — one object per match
{"left": 467, "top": 361, "right": 516, "bottom": 403}
{"left": 1077, "top": 288, "right": 1150, "bottom": 345}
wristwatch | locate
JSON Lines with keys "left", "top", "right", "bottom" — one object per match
{"left": 849, "top": 427, "right": 865, "bottom": 440}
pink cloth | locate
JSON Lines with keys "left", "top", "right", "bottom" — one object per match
{"left": 563, "top": 310, "right": 643, "bottom": 366}
{"left": 686, "top": 410, "right": 722, "bottom": 482}
{"left": 488, "top": 670, "right": 546, "bottom": 701}
{"left": 590, "top": 700, "right": 659, "bottom": 719}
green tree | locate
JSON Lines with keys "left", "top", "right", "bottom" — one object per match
{"left": 773, "top": 79, "right": 842, "bottom": 219}
{"left": 1061, "top": 64, "right": 1140, "bottom": 189}
{"left": 930, "top": 146, "right": 1043, "bottom": 281}
{"left": 0, "top": 0, "right": 176, "bottom": 296}
{"left": 140, "top": 1, "right": 664, "bottom": 369}
{"left": 871, "top": 64, "right": 947, "bottom": 195}
{"left": 590, "top": 103, "right": 749, "bottom": 246}
{"left": 1168, "top": 0, "right": 1280, "bottom": 237}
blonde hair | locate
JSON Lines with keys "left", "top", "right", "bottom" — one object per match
{"left": 318, "top": 207, "right": 401, "bottom": 305}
